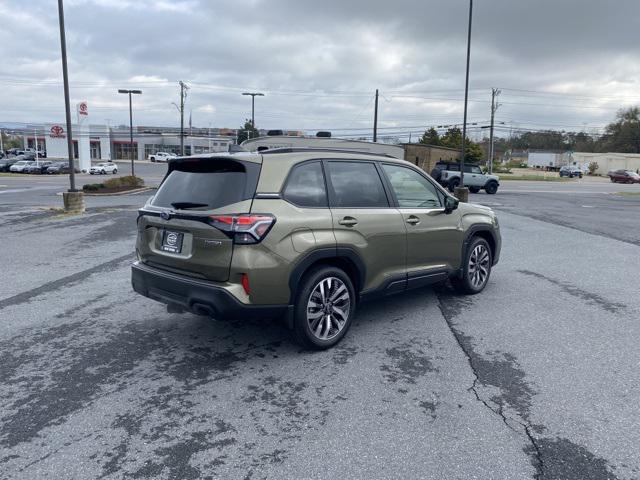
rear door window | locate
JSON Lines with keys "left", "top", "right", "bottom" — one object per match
{"left": 326, "top": 161, "right": 389, "bottom": 208}
{"left": 283, "top": 161, "right": 327, "bottom": 207}
{"left": 152, "top": 159, "right": 260, "bottom": 210}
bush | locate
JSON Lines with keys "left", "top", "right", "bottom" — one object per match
{"left": 82, "top": 183, "right": 104, "bottom": 191}
{"left": 588, "top": 161, "right": 599, "bottom": 175}
{"left": 506, "top": 160, "right": 526, "bottom": 169}
{"left": 103, "top": 175, "right": 144, "bottom": 189}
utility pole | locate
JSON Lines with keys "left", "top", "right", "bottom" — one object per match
{"left": 488, "top": 88, "right": 501, "bottom": 174}
{"left": 373, "top": 89, "right": 379, "bottom": 142}
{"left": 178, "top": 81, "right": 189, "bottom": 155}
{"left": 457, "top": 0, "right": 473, "bottom": 201}
{"left": 1, "top": 129, "right": 4, "bottom": 153}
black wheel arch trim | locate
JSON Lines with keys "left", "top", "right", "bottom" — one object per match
{"left": 459, "top": 225, "right": 500, "bottom": 276}
{"left": 288, "top": 246, "right": 366, "bottom": 302}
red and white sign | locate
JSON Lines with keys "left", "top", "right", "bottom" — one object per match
{"left": 50, "top": 125, "right": 66, "bottom": 138}
{"left": 78, "top": 102, "right": 88, "bottom": 116}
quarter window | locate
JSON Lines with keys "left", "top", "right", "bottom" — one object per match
{"left": 326, "top": 161, "right": 389, "bottom": 208}
{"left": 283, "top": 161, "right": 327, "bottom": 207}
{"left": 382, "top": 164, "right": 442, "bottom": 208}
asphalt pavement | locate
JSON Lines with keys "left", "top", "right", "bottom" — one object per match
{"left": 0, "top": 173, "right": 639, "bottom": 479}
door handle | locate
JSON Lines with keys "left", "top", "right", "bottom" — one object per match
{"left": 406, "top": 215, "right": 420, "bottom": 225}
{"left": 338, "top": 216, "right": 358, "bottom": 226}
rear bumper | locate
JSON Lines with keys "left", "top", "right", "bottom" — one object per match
{"left": 131, "top": 261, "right": 289, "bottom": 320}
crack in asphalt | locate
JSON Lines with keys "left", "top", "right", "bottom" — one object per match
{"left": 518, "top": 269, "right": 626, "bottom": 314}
{"left": 436, "top": 287, "right": 622, "bottom": 480}
{"left": 0, "top": 253, "right": 135, "bottom": 310}
{"left": 491, "top": 205, "right": 640, "bottom": 247}
{"left": 437, "top": 293, "right": 546, "bottom": 478}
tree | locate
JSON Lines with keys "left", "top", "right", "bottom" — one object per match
{"left": 0, "top": 131, "right": 21, "bottom": 151}
{"left": 236, "top": 119, "right": 259, "bottom": 145}
{"left": 419, "top": 127, "right": 440, "bottom": 146}
{"left": 599, "top": 107, "right": 640, "bottom": 153}
{"left": 439, "top": 127, "right": 483, "bottom": 162}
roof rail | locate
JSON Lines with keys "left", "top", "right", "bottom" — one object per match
{"left": 259, "top": 147, "right": 400, "bottom": 159}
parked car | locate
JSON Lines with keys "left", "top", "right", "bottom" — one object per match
{"left": 430, "top": 161, "right": 460, "bottom": 183}
{"left": 608, "top": 169, "right": 640, "bottom": 184}
{"left": 148, "top": 152, "right": 177, "bottom": 162}
{"left": 437, "top": 164, "right": 500, "bottom": 194}
{"left": 132, "top": 148, "right": 501, "bottom": 349}
{"left": 24, "top": 161, "right": 53, "bottom": 174}
{"left": 559, "top": 165, "right": 583, "bottom": 178}
{"left": 46, "top": 162, "right": 79, "bottom": 174}
{"left": 9, "top": 160, "right": 36, "bottom": 173}
{"left": 90, "top": 162, "right": 118, "bottom": 175}
{"left": 0, "top": 157, "right": 19, "bottom": 172}
{"left": 5, "top": 148, "right": 22, "bottom": 157}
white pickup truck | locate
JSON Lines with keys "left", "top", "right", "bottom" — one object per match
{"left": 431, "top": 162, "right": 500, "bottom": 194}
{"left": 148, "top": 152, "right": 177, "bottom": 162}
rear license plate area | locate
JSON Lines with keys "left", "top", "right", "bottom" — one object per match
{"left": 161, "top": 230, "right": 184, "bottom": 253}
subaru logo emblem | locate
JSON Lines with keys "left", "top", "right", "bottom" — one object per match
{"left": 160, "top": 211, "right": 171, "bottom": 220}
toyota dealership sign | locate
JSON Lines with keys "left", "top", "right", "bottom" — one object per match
{"left": 50, "top": 125, "right": 66, "bottom": 138}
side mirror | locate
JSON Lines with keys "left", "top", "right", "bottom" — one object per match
{"left": 444, "top": 196, "right": 459, "bottom": 214}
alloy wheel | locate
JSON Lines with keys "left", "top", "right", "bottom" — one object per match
{"left": 468, "top": 244, "right": 490, "bottom": 289}
{"left": 306, "top": 277, "right": 351, "bottom": 340}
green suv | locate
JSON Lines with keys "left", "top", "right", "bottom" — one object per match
{"left": 132, "top": 148, "right": 501, "bottom": 349}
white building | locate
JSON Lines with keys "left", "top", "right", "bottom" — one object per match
{"left": 24, "top": 123, "right": 233, "bottom": 172}
{"left": 570, "top": 152, "right": 640, "bottom": 175}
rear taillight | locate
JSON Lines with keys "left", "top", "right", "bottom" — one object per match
{"left": 208, "top": 214, "right": 276, "bottom": 244}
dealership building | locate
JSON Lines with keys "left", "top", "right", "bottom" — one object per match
{"left": 21, "top": 122, "right": 235, "bottom": 172}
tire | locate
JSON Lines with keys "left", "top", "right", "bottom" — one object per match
{"left": 469, "top": 187, "right": 480, "bottom": 194}
{"left": 113, "top": 169, "right": 118, "bottom": 174}
{"left": 610, "top": 177, "right": 615, "bottom": 182}
{"left": 292, "top": 266, "right": 356, "bottom": 350}
{"left": 101, "top": 170, "right": 106, "bottom": 175}
{"left": 448, "top": 178, "right": 460, "bottom": 192}
{"left": 485, "top": 181, "right": 498, "bottom": 194}
{"left": 90, "top": 172, "right": 94, "bottom": 175}
{"left": 451, "top": 236, "right": 493, "bottom": 295}
{"left": 150, "top": 158, "right": 155, "bottom": 162}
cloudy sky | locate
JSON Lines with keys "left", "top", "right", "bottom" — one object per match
{"left": 1, "top": 0, "right": 640, "bottom": 140}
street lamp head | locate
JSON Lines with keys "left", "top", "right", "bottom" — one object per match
{"left": 118, "top": 89, "right": 142, "bottom": 94}
{"left": 118, "top": 89, "right": 128, "bottom": 94}
{"left": 131, "top": 90, "right": 142, "bottom": 95}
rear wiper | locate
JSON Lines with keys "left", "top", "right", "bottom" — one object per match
{"left": 170, "top": 201, "right": 209, "bottom": 209}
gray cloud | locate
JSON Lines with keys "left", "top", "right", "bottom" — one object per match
{"left": 1, "top": 0, "right": 640, "bottom": 139}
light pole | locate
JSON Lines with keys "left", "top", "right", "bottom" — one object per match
{"left": 242, "top": 92, "right": 264, "bottom": 135}
{"left": 118, "top": 89, "right": 142, "bottom": 177}
{"left": 56, "top": 0, "right": 77, "bottom": 194}
{"left": 456, "top": 0, "right": 474, "bottom": 202}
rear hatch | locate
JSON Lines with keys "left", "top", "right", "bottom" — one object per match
{"left": 137, "top": 156, "right": 261, "bottom": 281}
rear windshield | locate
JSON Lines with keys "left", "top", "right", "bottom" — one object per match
{"left": 151, "top": 158, "right": 260, "bottom": 210}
